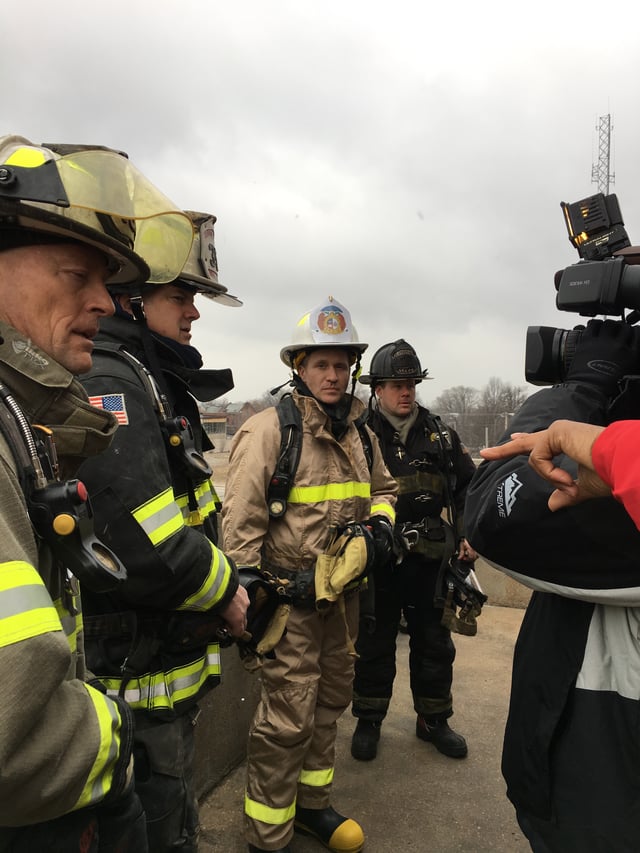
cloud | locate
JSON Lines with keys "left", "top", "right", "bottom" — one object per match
{"left": 5, "top": 0, "right": 640, "bottom": 404}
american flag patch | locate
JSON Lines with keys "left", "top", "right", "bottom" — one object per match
{"left": 88, "top": 393, "right": 129, "bottom": 425}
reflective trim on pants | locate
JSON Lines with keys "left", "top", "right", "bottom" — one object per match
{"left": 244, "top": 595, "right": 358, "bottom": 849}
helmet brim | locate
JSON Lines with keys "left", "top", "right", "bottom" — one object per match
{"left": 358, "top": 373, "right": 430, "bottom": 385}
{"left": 0, "top": 203, "right": 150, "bottom": 285}
{"left": 174, "top": 274, "right": 243, "bottom": 306}
{"left": 280, "top": 341, "right": 368, "bottom": 368}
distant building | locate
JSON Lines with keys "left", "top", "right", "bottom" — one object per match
{"left": 199, "top": 401, "right": 258, "bottom": 451}
{"left": 225, "top": 402, "right": 257, "bottom": 435}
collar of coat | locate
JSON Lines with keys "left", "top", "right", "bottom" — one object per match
{"left": 0, "top": 319, "right": 118, "bottom": 473}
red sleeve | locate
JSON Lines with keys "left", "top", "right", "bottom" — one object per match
{"left": 592, "top": 420, "right": 640, "bottom": 530}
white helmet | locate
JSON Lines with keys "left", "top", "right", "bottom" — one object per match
{"left": 280, "top": 296, "right": 368, "bottom": 367}
{"left": 0, "top": 135, "right": 193, "bottom": 285}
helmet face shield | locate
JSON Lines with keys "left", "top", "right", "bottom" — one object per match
{"left": 0, "top": 137, "right": 193, "bottom": 285}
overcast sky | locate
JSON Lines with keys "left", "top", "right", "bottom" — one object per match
{"left": 5, "top": 1, "right": 640, "bottom": 405}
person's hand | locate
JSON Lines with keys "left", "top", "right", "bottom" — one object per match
{"left": 480, "top": 420, "right": 609, "bottom": 511}
{"left": 565, "top": 319, "right": 640, "bottom": 395}
{"left": 457, "top": 538, "right": 477, "bottom": 562}
{"left": 219, "top": 584, "right": 250, "bottom": 638}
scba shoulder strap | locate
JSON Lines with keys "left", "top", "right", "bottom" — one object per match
{"left": 423, "top": 411, "right": 459, "bottom": 528}
{"left": 92, "top": 342, "right": 216, "bottom": 493}
{"left": 267, "top": 393, "right": 374, "bottom": 519}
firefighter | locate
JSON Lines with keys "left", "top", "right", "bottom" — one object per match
{"left": 0, "top": 134, "right": 194, "bottom": 851}
{"left": 76, "top": 211, "right": 250, "bottom": 852}
{"left": 351, "top": 339, "right": 477, "bottom": 762}
{"left": 221, "top": 296, "right": 397, "bottom": 853}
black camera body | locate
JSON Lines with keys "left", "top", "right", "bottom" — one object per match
{"left": 525, "top": 193, "right": 640, "bottom": 386}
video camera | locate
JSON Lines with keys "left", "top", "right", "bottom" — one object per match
{"left": 525, "top": 193, "right": 640, "bottom": 385}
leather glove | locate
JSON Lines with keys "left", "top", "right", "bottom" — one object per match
{"left": 363, "top": 516, "right": 394, "bottom": 571}
{"left": 565, "top": 319, "right": 640, "bottom": 396}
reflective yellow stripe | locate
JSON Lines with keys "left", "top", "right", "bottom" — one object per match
{"left": 298, "top": 766, "right": 334, "bottom": 787}
{"left": 371, "top": 502, "right": 396, "bottom": 524}
{"left": 73, "top": 684, "right": 121, "bottom": 809}
{"left": 101, "top": 647, "right": 221, "bottom": 711}
{"left": 54, "top": 595, "right": 82, "bottom": 654}
{"left": 179, "top": 544, "right": 231, "bottom": 611}
{"left": 244, "top": 792, "right": 296, "bottom": 825}
{"left": 175, "top": 481, "right": 216, "bottom": 526}
{"left": 0, "top": 560, "right": 61, "bottom": 647}
{"left": 133, "top": 487, "right": 184, "bottom": 545}
{"left": 288, "top": 481, "right": 371, "bottom": 504}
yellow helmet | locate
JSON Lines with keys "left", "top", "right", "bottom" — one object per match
{"left": 0, "top": 135, "right": 193, "bottom": 286}
{"left": 280, "top": 295, "right": 368, "bottom": 368}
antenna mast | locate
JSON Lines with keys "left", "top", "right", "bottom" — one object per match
{"left": 591, "top": 114, "right": 615, "bottom": 195}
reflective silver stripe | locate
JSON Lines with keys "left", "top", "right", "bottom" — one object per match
{"left": 0, "top": 582, "right": 53, "bottom": 620}
{"left": 0, "top": 561, "right": 61, "bottom": 647}
{"left": 103, "top": 648, "right": 221, "bottom": 711}
{"left": 176, "top": 482, "right": 216, "bottom": 523}
{"left": 133, "top": 487, "right": 184, "bottom": 545}
{"left": 179, "top": 544, "right": 231, "bottom": 611}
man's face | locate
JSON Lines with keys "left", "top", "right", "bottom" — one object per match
{"left": 140, "top": 284, "right": 201, "bottom": 345}
{"left": 298, "top": 348, "right": 352, "bottom": 404}
{"left": 376, "top": 379, "right": 417, "bottom": 418}
{"left": 0, "top": 242, "right": 114, "bottom": 374}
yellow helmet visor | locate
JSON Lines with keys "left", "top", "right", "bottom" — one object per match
{"left": 2, "top": 145, "right": 193, "bottom": 283}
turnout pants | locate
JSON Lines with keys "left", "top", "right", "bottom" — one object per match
{"left": 244, "top": 594, "right": 359, "bottom": 850}
{"left": 353, "top": 553, "right": 456, "bottom": 722}
{"left": 132, "top": 708, "right": 200, "bottom": 852}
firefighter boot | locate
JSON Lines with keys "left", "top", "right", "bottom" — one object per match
{"left": 295, "top": 805, "right": 365, "bottom": 853}
{"left": 350, "top": 719, "right": 381, "bottom": 761}
{"left": 416, "top": 715, "right": 468, "bottom": 758}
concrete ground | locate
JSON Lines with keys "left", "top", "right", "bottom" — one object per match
{"left": 197, "top": 604, "right": 529, "bottom": 853}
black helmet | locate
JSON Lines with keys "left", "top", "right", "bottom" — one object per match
{"left": 359, "top": 339, "right": 428, "bottom": 385}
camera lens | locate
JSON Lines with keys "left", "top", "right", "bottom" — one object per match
{"left": 525, "top": 326, "right": 582, "bottom": 386}
{"left": 559, "top": 328, "right": 582, "bottom": 378}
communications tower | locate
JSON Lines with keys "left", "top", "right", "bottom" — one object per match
{"left": 591, "top": 114, "right": 615, "bottom": 195}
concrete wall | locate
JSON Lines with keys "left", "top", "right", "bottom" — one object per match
{"left": 194, "top": 646, "right": 261, "bottom": 799}
{"left": 474, "top": 557, "right": 531, "bottom": 609}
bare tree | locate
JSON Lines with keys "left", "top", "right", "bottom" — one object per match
{"left": 479, "top": 377, "right": 528, "bottom": 414}
{"left": 431, "top": 385, "right": 479, "bottom": 415}
{"left": 247, "top": 390, "right": 279, "bottom": 413}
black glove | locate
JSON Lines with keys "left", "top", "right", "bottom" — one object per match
{"left": 565, "top": 319, "right": 640, "bottom": 396}
{"left": 96, "top": 781, "right": 148, "bottom": 852}
{"left": 363, "top": 516, "right": 394, "bottom": 571}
